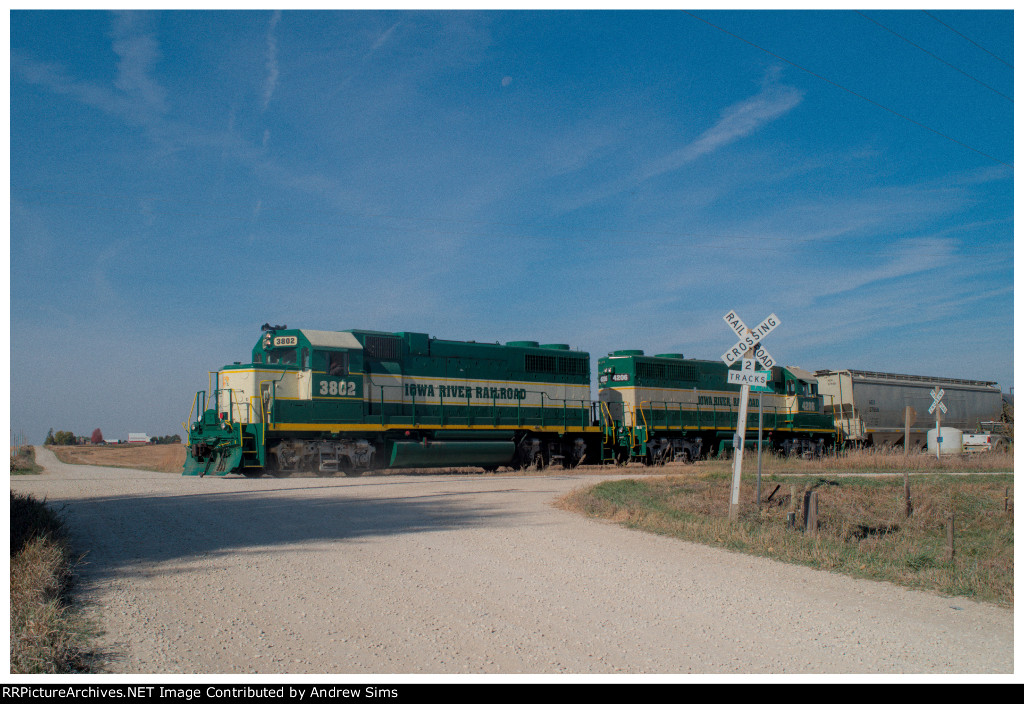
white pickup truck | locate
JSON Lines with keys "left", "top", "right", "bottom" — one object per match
{"left": 961, "top": 432, "right": 1010, "bottom": 452}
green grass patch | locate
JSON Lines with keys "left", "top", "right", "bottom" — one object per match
{"left": 558, "top": 472, "right": 1013, "bottom": 605}
{"left": 10, "top": 492, "right": 96, "bottom": 673}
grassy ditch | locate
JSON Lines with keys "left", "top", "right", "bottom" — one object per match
{"left": 10, "top": 491, "right": 95, "bottom": 673}
{"left": 558, "top": 472, "right": 1013, "bottom": 605}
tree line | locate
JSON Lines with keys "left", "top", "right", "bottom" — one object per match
{"left": 43, "top": 429, "right": 182, "bottom": 445}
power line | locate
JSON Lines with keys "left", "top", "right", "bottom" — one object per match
{"left": 922, "top": 10, "right": 1012, "bottom": 69}
{"left": 683, "top": 11, "right": 1013, "bottom": 169}
{"left": 856, "top": 11, "right": 1011, "bottom": 103}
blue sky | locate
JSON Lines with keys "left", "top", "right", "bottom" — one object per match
{"left": 8, "top": 9, "right": 1014, "bottom": 443}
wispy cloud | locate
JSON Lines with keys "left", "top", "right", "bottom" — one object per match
{"left": 110, "top": 12, "right": 167, "bottom": 121}
{"left": 637, "top": 71, "right": 803, "bottom": 183}
{"left": 12, "top": 13, "right": 167, "bottom": 129}
{"left": 543, "top": 70, "right": 804, "bottom": 216}
{"left": 371, "top": 20, "right": 401, "bottom": 54}
{"left": 262, "top": 11, "right": 282, "bottom": 110}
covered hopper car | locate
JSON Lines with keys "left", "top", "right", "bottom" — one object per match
{"left": 813, "top": 369, "right": 1003, "bottom": 448}
{"left": 183, "top": 325, "right": 838, "bottom": 477}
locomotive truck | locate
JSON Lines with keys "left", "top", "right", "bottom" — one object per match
{"left": 183, "top": 325, "right": 838, "bottom": 477}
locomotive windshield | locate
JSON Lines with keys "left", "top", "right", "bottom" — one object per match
{"left": 266, "top": 347, "right": 297, "bottom": 365}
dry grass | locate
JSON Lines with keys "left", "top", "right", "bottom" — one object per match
{"left": 10, "top": 492, "right": 95, "bottom": 673}
{"left": 558, "top": 472, "right": 1013, "bottom": 605}
{"left": 759, "top": 445, "right": 1014, "bottom": 474}
{"left": 49, "top": 444, "right": 186, "bottom": 473}
{"left": 10, "top": 446, "right": 44, "bottom": 475}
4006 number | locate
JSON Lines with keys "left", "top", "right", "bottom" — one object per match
{"left": 319, "top": 380, "right": 357, "bottom": 396}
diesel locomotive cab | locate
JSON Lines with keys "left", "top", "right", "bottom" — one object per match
{"left": 183, "top": 328, "right": 367, "bottom": 476}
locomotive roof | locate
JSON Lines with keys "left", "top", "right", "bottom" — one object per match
{"left": 785, "top": 366, "right": 817, "bottom": 383}
{"left": 297, "top": 330, "right": 363, "bottom": 349}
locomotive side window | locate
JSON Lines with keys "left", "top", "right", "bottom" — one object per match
{"left": 302, "top": 348, "right": 310, "bottom": 370}
{"left": 328, "top": 352, "right": 349, "bottom": 376}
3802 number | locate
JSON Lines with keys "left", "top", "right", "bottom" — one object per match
{"left": 319, "top": 380, "right": 357, "bottom": 396}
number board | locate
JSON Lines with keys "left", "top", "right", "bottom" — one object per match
{"left": 316, "top": 377, "right": 361, "bottom": 398}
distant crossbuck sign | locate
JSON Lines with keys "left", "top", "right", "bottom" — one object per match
{"left": 721, "top": 310, "right": 780, "bottom": 382}
{"left": 929, "top": 387, "right": 947, "bottom": 415}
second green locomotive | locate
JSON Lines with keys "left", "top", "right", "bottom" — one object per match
{"left": 598, "top": 350, "right": 837, "bottom": 464}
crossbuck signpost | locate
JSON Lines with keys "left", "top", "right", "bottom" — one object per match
{"left": 929, "top": 386, "right": 947, "bottom": 460}
{"left": 721, "top": 310, "right": 780, "bottom": 521}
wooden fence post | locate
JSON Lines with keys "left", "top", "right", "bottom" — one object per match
{"left": 904, "top": 471, "right": 912, "bottom": 518}
{"left": 808, "top": 491, "right": 819, "bottom": 536}
{"left": 945, "top": 512, "right": 955, "bottom": 561}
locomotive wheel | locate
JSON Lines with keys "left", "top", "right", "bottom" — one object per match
{"left": 532, "top": 453, "right": 545, "bottom": 471}
{"left": 263, "top": 453, "right": 285, "bottom": 478}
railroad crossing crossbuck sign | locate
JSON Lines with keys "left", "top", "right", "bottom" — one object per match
{"left": 721, "top": 310, "right": 780, "bottom": 384}
{"left": 721, "top": 310, "right": 780, "bottom": 521}
{"left": 929, "top": 387, "right": 947, "bottom": 415}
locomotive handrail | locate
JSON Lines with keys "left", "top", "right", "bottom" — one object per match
{"left": 636, "top": 404, "right": 649, "bottom": 429}
{"left": 191, "top": 390, "right": 206, "bottom": 424}
{"left": 636, "top": 398, "right": 787, "bottom": 433}
{"left": 599, "top": 402, "right": 613, "bottom": 441}
{"left": 537, "top": 392, "right": 590, "bottom": 430}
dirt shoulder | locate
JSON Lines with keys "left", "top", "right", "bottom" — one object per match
{"left": 48, "top": 444, "right": 186, "bottom": 473}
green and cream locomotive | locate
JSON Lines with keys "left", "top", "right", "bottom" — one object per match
{"left": 184, "top": 326, "right": 596, "bottom": 476}
{"left": 597, "top": 350, "right": 837, "bottom": 464}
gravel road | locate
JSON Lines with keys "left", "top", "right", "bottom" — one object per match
{"left": 14, "top": 446, "right": 1013, "bottom": 675}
